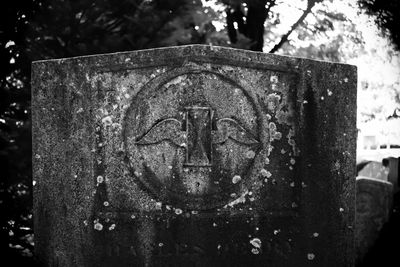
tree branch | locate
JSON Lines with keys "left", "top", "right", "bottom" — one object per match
{"left": 269, "top": 0, "right": 317, "bottom": 53}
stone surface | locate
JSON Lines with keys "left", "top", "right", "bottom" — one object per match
{"left": 355, "top": 176, "right": 393, "bottom": 264}
{"left": 386, "top": 157, "right": 399, "bottom": 193}
{"left": 358, "top": 161, "right": 388, "bottom": 181}
{"left": 32, "top": 45, "right": 357, "bottom": 267}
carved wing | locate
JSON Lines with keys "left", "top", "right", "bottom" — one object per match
{"left": 212, "top": 118, "right": 259, "bottom": 145}
{"left": 135, "top": 118, "right": 186, "bottom": 148}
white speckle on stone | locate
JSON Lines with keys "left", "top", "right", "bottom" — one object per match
{"left": 267, "top": 144, "right": 274, "bottom": 156}
{"left": 289, "top": 166, "right": 293, "bottom": 170}
{"left": 344, "top": 77, "right": 349, "bottom": 83}
{"left": 334, "top": 161, "right": 341, "bottom": 171}
{"left": 34, "top": 154, "right": 41, "bottom": 159}
{"left": 320, "top": 96, "right": 324, "bottom": 100}
{"left": 265, "top": 158, "right": 270, "bottom": 164}
{"left": 273, "top": 229, "right": 281, "bottom": 235}
{"left": 32, "top": 180, "right": 36, "bottom": 186}
{"left": 313, "top": 232, "right": 319, "bottom": 237}
{"left": 76, "top": 107, "right": 84, "bottom": 114}
{"left": 274, "top": 132, "right": 282, "bottom": 140}
{"left": 175, "top": 208, "right": 183, "bottom": 215}
{"left": 94, "top": 222, "right": 103, "bottom": 231}
{"left": 301, "top": 182, "right": 307, "bottom": 188}
{"left": 307, "top": 253, "right": 315, "bottom": 260}
{"left": 155, "top": 202, "right": 162, "bottom": 210}
{"left": 339, "top": 207, "right": 344, "bottom": 212}
{"left": 83, "top": 220, "right": 88, "bottom": 226}
{"left": 291, "top": 202, "right": 298, "bottom": 208}
{"left": 96, "top": 176, "right": 104, "bottom": 183}
{"left": 217, "top": 244, "right": 222, "bottom": 250}
{"left": 159, "top": 242, "right": 164, "bottom": 247}
{"left": 270, "top": 75, "right": 278, "bottom": 83}
{"left": 260, "top": 169, "right": 272, "bottom": 178}
{"left": 165, "top": 75, "right": 185, "bottom": 87}
{"left": 327, "top": 89, "right": 333, "bottom": 96}
{"left": 232, "top": 175, "right": 241, "bottom": 184}
{"left": 213, "top": 222, "right": 217, "bottom": 227}
{"left": 225, "top": 190, "right": 249, "bottom": 208}
{"left": 281, "top": 149, "right": 286, "bottom": 154}
{"left": 102, "top": 116, "right": 113, "bottom": 126}
{"left": 290, "top": 182, "right": 295, "bottom": 187}
{"left": 109, "top": 224, "right": 116, "bottom": 230}
{"left": 250, "top": 237, "right": 262, "bottom": 248}
{"left": 246, "top": 150, "right": 256, "bottom": 159}
{"left": 251, "top": 248, "right": 260, "bottom": 254}
{"left": 167, "top": 165, "right": 173, "bottom": 170}
{"left": 103, "top": 201, "right": 109, "bottom": 207}
{"left": 130, "top": 214, "right": 136, "bottom": 219}
{"left": 124, "top": 93, "right": 130, "bottom": 99}
{"left": 290, "top": 158, "right": 296, "bottom": 165}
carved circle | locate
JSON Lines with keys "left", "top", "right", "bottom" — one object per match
{"left": 123, "top": 67, "right": 268, "bottom": 210}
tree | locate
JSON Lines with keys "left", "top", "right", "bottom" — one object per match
{"left": 0, "top": 0, "right": 37, "bottom": 263}
{"left": 357, "top": 0, "right": 400, "bottom": 51}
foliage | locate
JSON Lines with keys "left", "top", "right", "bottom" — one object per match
{"left": 357, "top": 0, "right": 400, "bottom": 51}
{"left": 0, "top": 0, "right": 37, "bottom": 263}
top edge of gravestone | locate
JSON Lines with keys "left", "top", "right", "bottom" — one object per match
{"left": 356, "top": 176, "right": 393, "bottom": 185}
{"left": 31, "top": 44, "right": 356, "bottom": 71}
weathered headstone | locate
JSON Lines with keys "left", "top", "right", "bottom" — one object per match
{"left": 358, "top": 161, "right": 388, "bottom": 181}
{"left": 355, "top": 176, "right": 393, "bottom": 264}
{"left": 386, "top": 157, "right": 399, "bottom": 193}
{"left": 32, "top": 45, "right": 357, "bottom": 266}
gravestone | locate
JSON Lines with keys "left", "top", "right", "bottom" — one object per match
{"left": 32, "top": 45, "right": 357, "bottom": 267}
{"left": 358, "top": 161, "right": 388, "bottom": 181}
{"left": 355, "top": 176, "right": 393, "bottom": 264}
{"left": 386, "top": 157, "right": 399, "bottom": 193}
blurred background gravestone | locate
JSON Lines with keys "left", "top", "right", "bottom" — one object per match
{"left": 32, "top": 45, "right": 357, "bottom": 266}
{"left": 385, "top": 157, "right": 399, "bottom": 194}
{"left": 355, "top": 177, "right": 393, "bottom": 265}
